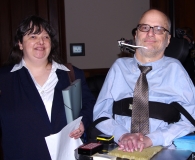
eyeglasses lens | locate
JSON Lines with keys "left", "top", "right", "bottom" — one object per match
{"left": 138, "top": 24, "right": 166, "bottom": 35}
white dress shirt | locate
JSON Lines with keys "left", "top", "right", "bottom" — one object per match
{"left": 11, "top": 59, "right": 69, "bottom": 121}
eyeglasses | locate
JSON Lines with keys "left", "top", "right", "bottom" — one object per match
{"left": 137, "top": 24, "right": 170, "bottom": 35}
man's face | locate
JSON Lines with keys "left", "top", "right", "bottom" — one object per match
{"left": 135, "top": 10, "right": 171, "bottom": 59}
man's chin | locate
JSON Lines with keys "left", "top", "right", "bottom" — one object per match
{"left": 139, "top": 49, "right": 158, "bottom": 57}
{"left": 139, "top": 47, "right": 155, "bottom": 53}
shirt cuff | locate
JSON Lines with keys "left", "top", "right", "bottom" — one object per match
{"left": 146, "top": 130, "right": 164, "bottom": 146}
{"left": 113, "top": 128, "right": 129, "bottom": 143}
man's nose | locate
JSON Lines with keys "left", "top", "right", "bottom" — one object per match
{"left": 147, "top": 27, "right": 155, "bottom": 36}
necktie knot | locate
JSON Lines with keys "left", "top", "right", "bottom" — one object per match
{"left": 138, "top": 65, "right": 152, "bottom": 74}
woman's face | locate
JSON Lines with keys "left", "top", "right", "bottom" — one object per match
{"left": 18, "top": 28, "right": 51, "bottom": 64}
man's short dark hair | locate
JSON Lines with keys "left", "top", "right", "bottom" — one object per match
{"left": 132, "top": 28, "right": 137, "bottom": 37}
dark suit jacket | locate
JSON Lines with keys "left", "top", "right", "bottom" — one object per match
{"left": 0, "top": 65, "right": 95, "bottom": 160}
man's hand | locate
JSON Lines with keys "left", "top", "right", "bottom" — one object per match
{"left": 118, "top": 133, "right": 152, "bottom": 152}
{"left": 69, "top": 121, "right": 84, "bottom": 139}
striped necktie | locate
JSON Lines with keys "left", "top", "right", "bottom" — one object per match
{"left": 131, "top": 64, "right": 152, "bottom": 135}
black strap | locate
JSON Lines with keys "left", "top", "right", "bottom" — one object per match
{"left": 88, "top": 101, "right": 195, "bottom": 141}
{"left": 91, "top": 117, "right": 110, "bottom": 128}
{"left": 171, "top": 102, "right": 195, "bottom": 126}
{"left": 93, "top": 100, "right": 195, "bottom": 127}
{"left": 113, "top": 98, "right": 181, "bottom": 124}
{"left": 64, "top": 63, "right": 75, "bottom": 83}
{"left": 87, "top": 117, "right": 109, "bottom": 140}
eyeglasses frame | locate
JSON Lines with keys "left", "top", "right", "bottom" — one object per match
{"left": 137, "top": 24, "right": 170, "bottom": 35}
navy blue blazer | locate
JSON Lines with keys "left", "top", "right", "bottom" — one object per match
{"left": 0, "top": 65, "right": 95, "bottom": 160}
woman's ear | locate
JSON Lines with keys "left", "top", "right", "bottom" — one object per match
{"left": 18, "top": 41, "right": 23, "bottom": 50}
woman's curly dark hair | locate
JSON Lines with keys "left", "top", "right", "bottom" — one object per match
{"left": 7, "top": 15, "right": 62, "bottom": 65}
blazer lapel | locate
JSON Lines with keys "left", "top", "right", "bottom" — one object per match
{"left": 18, "top": 67, "right": 51, "bottom": 130}
{"left": 50, "top": 69, "right": 70, "bottom": 132}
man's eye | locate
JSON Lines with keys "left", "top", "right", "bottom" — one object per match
{"left": 142, "top": 26, "right": 148, "bottom": 30}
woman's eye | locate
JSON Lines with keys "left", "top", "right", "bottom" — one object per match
{"left": 44, "top": 36, "right": 50, "bottom": 39}
{"left": 31, "top": 35, "right": 36, "bottom": 39}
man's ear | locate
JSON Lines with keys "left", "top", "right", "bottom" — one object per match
{"left": 134, "top": 31, "right": 138, "bottom": 42}
{"left": 18, "top": 41, "right": 23, "bottom": 50}
{"left": 135, "top": 30, "right": 137, "bottom": 39}
{"left": 166, "top": 34, "right": 171, "bottom": 47}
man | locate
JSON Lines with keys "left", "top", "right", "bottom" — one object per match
{"left": 93, "top": 9, "right": 195, "bottom": 152}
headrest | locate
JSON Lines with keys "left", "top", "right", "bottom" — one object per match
{"left": 164, "top": 37, "right": 189, "bottom": 63}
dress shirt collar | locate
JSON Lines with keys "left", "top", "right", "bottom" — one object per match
{"left": 133, "top": 54, "right": 165, "bottom": 71}
{"left": 11, "top": 59, "right": 70, "bottom": 72}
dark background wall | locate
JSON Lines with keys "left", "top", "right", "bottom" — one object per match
{"left": 0, "top": 0, "right": 195, "bottom": 66}
{"left": 0, "top": 0, "right": 195, "bottom": 68}
{"left": 0, "top": 0, "right": 67, "bottom": 67}
{"left": 150, "top": 0, "right": 195, "bottom": 40}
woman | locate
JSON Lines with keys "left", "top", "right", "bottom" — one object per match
{"left": 0, "top": 15, "right": 95, "bottom": 159}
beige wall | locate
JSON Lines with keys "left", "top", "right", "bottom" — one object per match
{"left": 65, "top": 0, "right": 149, "bottom": 69}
